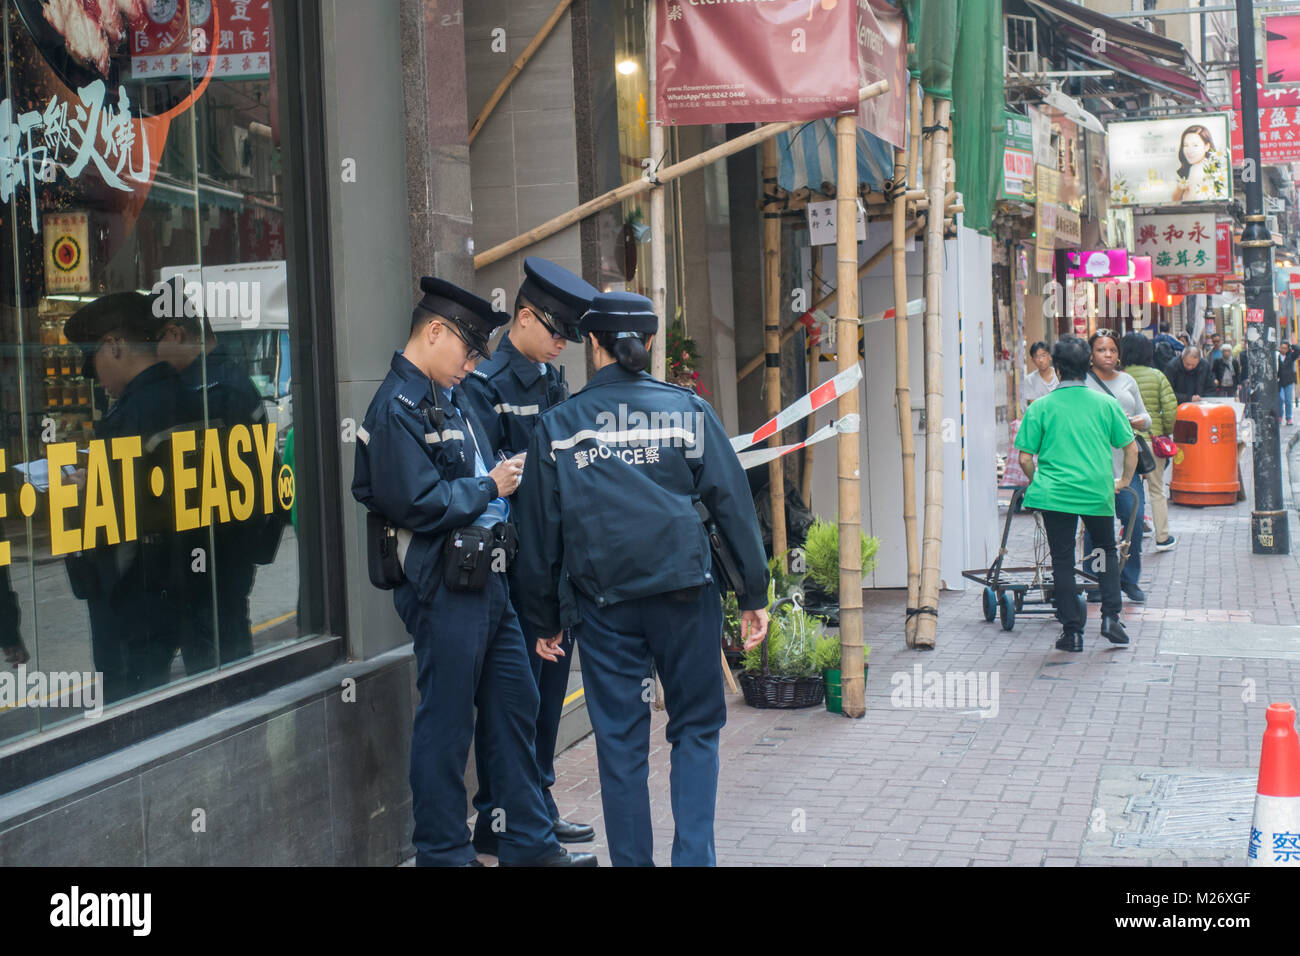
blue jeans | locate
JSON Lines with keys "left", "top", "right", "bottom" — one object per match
{"left": 1084, "top": 472, "right": 1145, "bottom": 595}
{"left": 1281, "top": 383, "right": 1295, "bottom": 422}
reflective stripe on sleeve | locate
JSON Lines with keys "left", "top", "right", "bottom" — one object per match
{"left": 494, "top": 402, "right": 541, "bottom": 416}
{"left": 425, "top": 430, "right": 466, "bottom": 445}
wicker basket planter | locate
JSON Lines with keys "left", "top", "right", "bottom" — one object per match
{"left": 738, "top": 671, "right": 825, "bottom": 709}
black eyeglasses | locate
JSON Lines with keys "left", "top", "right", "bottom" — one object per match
{"left": 442, "top": 321, "right": 485, "bottom": 363}
{"left": 530, "top": 307, "right": 568, "bottom": 342}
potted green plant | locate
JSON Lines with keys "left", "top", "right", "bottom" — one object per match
{"left": 800, "top": 517, "right": 880, "bottom": 625}
{"left": 721, "top": 552, "right": 805, "bottom": 669}
{"left": 738, "top": 587, "right": 830, "bottom": 709}
{"left": 814, "top": 636, "right": 870, "bottom": 715}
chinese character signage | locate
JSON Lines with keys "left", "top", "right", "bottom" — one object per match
{"left": 1055, "top": 206, "right": 1080, "bottom": 247}
{"left": 1216, "top": 221, "right": 1233, "bottom": 274}
{"left": 0, "top": 80, "right": 151, "bottom": 234}
{"left": 657, "top": 0, "right": 860, "bottom": 126}
{"left": 805, "top": 199, "right": 865, "bottom": 247}
{"left": 131, "top": 0, "right": 273, "bottom": 80}
{"left": 1035, "top": 165, "right": 1059, "bottom": 274}
{"left": 1108, "top": 115, "right": 1233, "bottom": 206}
{"left": 43, "top": 211, "right": 91, "bottom": 294}
{"left": 1264, "top": 14, "right": 1300, "bottom": 88}
{"left": 1165, "top": 276, "right": 1223, "bottom": 295}
{"left": 1134, "top": 213, "right": 1218, "bottom": 275}
{"left": 1230, "top": 70, "right": 1300, "bottom": 166}
{"left": 1001, "top": 111, "right": 1034, "bottom": 201}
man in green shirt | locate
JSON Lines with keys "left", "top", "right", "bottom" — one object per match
{"left": 1015, "top": 336, "right": 1139, "bottom": 653}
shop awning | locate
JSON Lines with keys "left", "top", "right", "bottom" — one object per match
{"left": 774, "top": 119, "right": 893, "bottom": 195}
{"left": 1020, "top": 0, "right": 1211, "bottom": 104}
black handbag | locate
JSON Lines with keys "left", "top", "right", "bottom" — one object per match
{"left": 1089, "top": 372, "right": 1156, "bottom": 476}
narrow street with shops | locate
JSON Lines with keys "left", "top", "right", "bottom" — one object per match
{"left": 520, "top": 429, "right": 1300, "bottom": 867}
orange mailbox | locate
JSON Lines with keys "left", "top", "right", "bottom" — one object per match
{"left": 1170, "top": 402, "right": 1240, "bottom": 506}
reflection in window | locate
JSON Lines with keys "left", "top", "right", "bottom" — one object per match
{"left": 0, "top": 0, "right": 310, "bottom": 743}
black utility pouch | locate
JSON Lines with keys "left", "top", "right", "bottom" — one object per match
{"left": 442, "top": 525, "right": 494, "bottom": 591}
{"left": 492, "top": 522, "right": 518, "bottom": 568}
{"left": 367, "top": 511, "right": 405, "bottom": 590}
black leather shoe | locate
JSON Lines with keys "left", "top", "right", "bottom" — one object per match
{"left": 552, "top": 817, "right": 595, "bottom": 843}
{"left": 1100, "top": 614, "right": 1130, "bottom": 645}
{"left": 1055, "top": 630, "right": 1083, "bottom": 653}
{"left": 500, "top": 847, "right": 598, "bottom": 867}
{"left": 1122, "top": 586, "right": 1147, "bottom": 603}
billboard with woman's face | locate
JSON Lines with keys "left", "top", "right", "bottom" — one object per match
{"left": 1108, "top": 115, "right": 1233, "bottom": 207}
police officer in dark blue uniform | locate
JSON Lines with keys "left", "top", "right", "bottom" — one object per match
{"left": 513, "top": 292, "right": 770, "bottom": 867}
{"left": 63, "top": 293, "right": 192, "bottom": 703}
{"left": 457, "top": 257, "right": 597, "bottom": 853}
{"left": 155, "top": 279, "right": 282, "bottom": 671}
{"left": 352, "top": 277, "right": 596, "bottom": 867}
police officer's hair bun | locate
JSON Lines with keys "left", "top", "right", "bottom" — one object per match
{"left": 594, "top": 330, "right": 649, "bottom": 373}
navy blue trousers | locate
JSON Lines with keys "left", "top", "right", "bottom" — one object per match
{"left": 394, "top": 572, "right": 559, "bottom": 866}
{"left": 472, "top": 599, "right": 572, "bottom": 846}
{"left": 575, "top": 583, "right": 725, "bottom": 867}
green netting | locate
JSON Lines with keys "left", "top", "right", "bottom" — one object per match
{"left": 904, "top": 0, "right": 1003, "bottom": 235}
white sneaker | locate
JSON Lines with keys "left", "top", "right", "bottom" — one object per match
{"left": 1155, "top": 535, "right": 1176, "bottom": 552}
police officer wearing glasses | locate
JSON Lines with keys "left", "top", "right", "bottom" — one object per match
{"left": 352, "top": 277, "right": 596, "bottom": 867}
{"left": 513, "top": 292, "right": 770, "bottom": 866}
{"left": 457, "top": 258, "right": 598, "bottom": 854}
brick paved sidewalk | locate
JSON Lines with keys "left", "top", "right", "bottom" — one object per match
{"left": 538, "top": 427, "right": 1300, "bottom": 866}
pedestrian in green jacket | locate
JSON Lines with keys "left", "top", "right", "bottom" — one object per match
{"left": 1121, "top": 333, "right": 1177, "bottom": 551}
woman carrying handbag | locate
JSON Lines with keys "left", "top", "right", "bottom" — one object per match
{"left": 1121, "top": 333, "right": 1179, "bottom": 552}
{"left": 1084, "top": 330, "right": 1152, "bottom": 603}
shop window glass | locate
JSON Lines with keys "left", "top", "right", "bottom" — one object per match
{"left": 0, "top": 0, "right": 313, "bottom": 742}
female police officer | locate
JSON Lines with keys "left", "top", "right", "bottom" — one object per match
{"left": 512, "top": 291, "right": 770, "bottom": 867}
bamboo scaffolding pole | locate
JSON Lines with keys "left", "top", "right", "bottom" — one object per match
{"left": 896, "top": 77, "right": 921, "bottom": 647}
{"left": 647, "top": 4, "right": 668, "bottom": 379}
{"left": 801, "top": 245, "right": 826, "bottom": 509}
{"left": 908, "top": 79, "right": 922, "bottom": 193}
{"left": 735, "top": 219, "right": 924, "bottom": 383}
{"left": 912, "top": 95, "right": 952, "bottom": 651}
{"left": 474, "top": 81, "right": 891, "bottom": 269}
{"left": 468, "top": 0, "right": 575, "bottom": 145}
{"left": 762, "top": 139, "right": 788, "bottom": 567}
{"left": 835, "top": 114, "right": 865, "bottom": 718}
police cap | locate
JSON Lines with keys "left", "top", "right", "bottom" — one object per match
{"left": 417, "top": 277, "right": 506, "bottom": 358}
{"left": 578, "top": 291, "right": 658, "bottom": 336}
{"left": 520, "top": 257, "right": 598, "bottom": 343}
{"left": 63, "top": 291, "right": 164, "bottom": 378}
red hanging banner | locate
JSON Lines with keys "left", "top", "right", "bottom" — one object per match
{"left": 656, "top": 0, "right": 859, "bottom": 126}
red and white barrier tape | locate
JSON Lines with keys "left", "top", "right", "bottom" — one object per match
{"left": 736, "top": 414, "right": 860, "bottom": 471}
{"left": 730, "top": 364, "right": 862, "bottom": 452}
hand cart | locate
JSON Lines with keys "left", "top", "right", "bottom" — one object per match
{"left": 962, "top": 486, "right": 1139, "bottom": 632}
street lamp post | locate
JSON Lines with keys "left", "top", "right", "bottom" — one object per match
{"left": 1237, "top": 0, "right": 1289, "bottom": 554}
